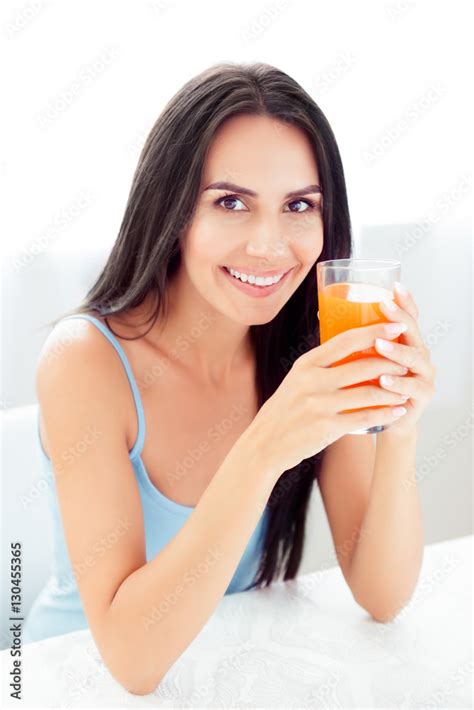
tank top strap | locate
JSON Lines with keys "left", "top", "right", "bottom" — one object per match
{"left": 60, "top": 314, "right": 146, "bottom": 459}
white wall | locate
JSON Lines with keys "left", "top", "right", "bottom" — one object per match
{"left": 2, "top": 1, "right": 471, "bottom": 260}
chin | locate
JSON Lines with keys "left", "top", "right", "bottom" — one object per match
{"left": 237, "top": 309, "right": 286, "bottom": 327}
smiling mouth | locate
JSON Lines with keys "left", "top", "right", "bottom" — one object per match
{"left": 219, "top": 265, "right": 295, "bottom": 296}
{"left": 220, "top": 265, "right": 293, "bottom": 286}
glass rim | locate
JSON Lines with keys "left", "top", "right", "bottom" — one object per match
{"left": 317, "top": 258, "right": 401, "bottom": 271}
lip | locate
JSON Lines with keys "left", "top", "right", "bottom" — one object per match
{"left": 219, "top": 265, "right": 295, "bottom": 298}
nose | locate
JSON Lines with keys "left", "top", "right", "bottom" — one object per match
{"left": 245, "top": 219, "right": 291, "bottom": 265}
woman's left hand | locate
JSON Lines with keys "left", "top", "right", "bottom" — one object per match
{"left": 374, "top": 281, "right": 436, "bottom": 435}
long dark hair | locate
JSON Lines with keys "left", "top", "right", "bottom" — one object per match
{"left": 47, "top": 61, "right": 353, "bottom": 589}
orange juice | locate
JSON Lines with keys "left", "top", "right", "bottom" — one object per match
{"left": 318, "top": 282, "right": 402, "bottom": 414}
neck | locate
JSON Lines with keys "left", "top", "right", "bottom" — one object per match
{"left": 139, "top": 270, "right": 254, "bottom": 387}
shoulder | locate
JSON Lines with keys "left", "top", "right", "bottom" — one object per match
{"left": 35, "top": 313, "right": 131, "bottom": 418}
{"left": 37, "top": 315, "right": 111, "bottom": 380}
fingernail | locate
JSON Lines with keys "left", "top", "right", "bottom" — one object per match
{"left": 392, "top": 406, "right": 407, "bottom": 417}
{"left": 395, "top": 281, "right": 408, "bottom": 296}
{"left": 385, "top": 322, "right": 407, "bottom": 335}
{"left": 376, "top": 338, "right": 394, "bottom": 352}
{"left": 382, "top": 299, "right": 397, "bottom": 312}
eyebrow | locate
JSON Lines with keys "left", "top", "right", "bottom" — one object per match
{"left": 203, "top": 181, "right": 323, "bottom": 199}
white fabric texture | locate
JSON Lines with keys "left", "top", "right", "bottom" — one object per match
{"left": 1, "top": 535, "right": 471, "bottom": 708}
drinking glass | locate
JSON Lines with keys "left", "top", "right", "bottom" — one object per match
{"left": 316, "top": 258, "right": 402, "bottom": 435}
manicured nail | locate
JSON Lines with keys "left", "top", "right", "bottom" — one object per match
{"left": 376, "top": 338, "right": 394, "bottom": 352}
{"left": 392, "top": 406, "right": 407, "bottom": 417}
{"left": 382, "top": 299, "right": 397, "bottom": 312}
{"left": 395, "top": 281, "right": 408, "bottom": 296}
{"left": 385, "top": 322, "right": 407, "bottom": 335}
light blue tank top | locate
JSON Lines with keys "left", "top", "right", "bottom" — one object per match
{"left": 23, "top": 314, "right": 270, "bottom": 645}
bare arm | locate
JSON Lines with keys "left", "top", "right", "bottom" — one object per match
{"left": 316, "top": 432, "right": 376, "bottom": 585}
{"left": 315, "top": 428, "right": 423, "bottom": 622}
{"left": 105, "top": 423, "right": 276, "bottom": 694}
{"left": 346, "top": 426, "right": 424, "bottom": 622}
{"left": 37, "top": 320, "right": 280, "bottom": 696}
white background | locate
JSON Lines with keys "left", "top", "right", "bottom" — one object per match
{"left": 2, "top": 0, "right": 471, "bottom": 257}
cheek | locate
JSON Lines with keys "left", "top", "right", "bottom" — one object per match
{"left": 284, "top": 209, "right": 323, "bottom": 238}
{"left": 289, "top": 226, "right": 324, "bottom": 265}
{"left": 184, "top": 220, "right": 224, "bottom": 266}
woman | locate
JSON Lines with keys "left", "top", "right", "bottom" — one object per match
{"left": 23, "top": 61, "right": 435, "bottom": 695}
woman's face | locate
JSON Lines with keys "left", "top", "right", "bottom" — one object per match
{"left": 181, "top": 114, "right": 324, "bottom": 325}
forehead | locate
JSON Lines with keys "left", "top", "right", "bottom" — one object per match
{"left": 201, "top": 114, "right": 319, "bottom": 191}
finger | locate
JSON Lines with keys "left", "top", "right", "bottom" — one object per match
{"left": 313, "top": 321, "right": 407, "bottom": 368}
{"left": 378, "top": 297, "right": 424, "bottom": 350}
{"left": 394, "top": 281, "right": 419, "bottom": 320}
{"left": 326, "top": 356, "right": 409, "bottom": 389}
{"left": 335, "top": 403, "right": 409, "bottom": 435}
{"left": 331, "top": 384, "right": 409, "bottom": 413}
{"left": 374, "top": 339, "right": 431, "bottom": 378}
{"left": 379, "top": 372, "right": 434, "bottom": 400}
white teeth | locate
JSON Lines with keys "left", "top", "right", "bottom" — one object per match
{"left": 226, "top": 267, "right": 284, "bottom": 287}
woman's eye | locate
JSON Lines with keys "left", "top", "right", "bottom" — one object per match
{"left": 286, "top": 199, "right": 316, "bottom": 213}
{"left": 216, "top": 195, "right": 246, "bottom": 211}
{"left": 214, "top": 195, "right": 319, "bottom": 214}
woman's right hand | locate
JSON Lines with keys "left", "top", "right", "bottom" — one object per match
{"left": 250, "top": 321, "right": 410, "bottom": 474}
